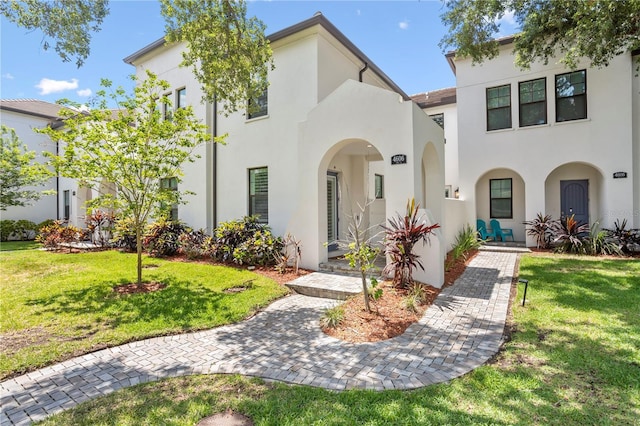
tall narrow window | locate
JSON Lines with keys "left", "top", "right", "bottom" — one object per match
{"left": 63, "top": 190, "right": 70, "bottom": 220}
{"left": 249, "top": 167, "right": 268, "bottom": 222}
{"left": 375, "top": 174, "right": 384, "bottom": 199}
{"left": 490, "top": 178, "right": 512, "bottom": 219}
{"left": 519, "top": 78, "right": 547, "bottom": 127}
{"left": 247, "top": 89, "right": 268, "bottom": 119}
{"left": 429, "top": 113, "right": 444, "bottom": 129}
{"left": 486, "top": 84, "right": 511, "bottom": 131}
{"left": 160, "top": 177, "right": 178, "bottom": 220}
{"left": 556, "top": 70, "right": 586, "bottom": 122}
{"left": 176, "top": 87, "right": 186, "bottom": 110}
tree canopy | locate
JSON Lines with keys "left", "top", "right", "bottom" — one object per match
{"left": 38, "top": 72, "right": 213, "bottom": 285}
{"left": 2, "top": 0, "right": 273, "bottom": 112}
{"left": 440, "top": 0, "right": 640, "bottom": 69}
{"left": 0, "top": 125, "right": 52, "bottom": 210}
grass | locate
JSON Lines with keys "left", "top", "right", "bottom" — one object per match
{"left": 0, "top": 240, "right": 41, "bottom": 251}
{"left": 32, "top": 253, "right": 640, "bottom": 426}
{"left": 0, "top": 249, "right": 289, "bottom": 379}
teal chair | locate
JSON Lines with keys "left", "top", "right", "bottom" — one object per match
{"left": 490, "top": 219, "right": 514, "bottom": 242}
{"left": 477, "top": 219, "right": 496, "bottom": 240}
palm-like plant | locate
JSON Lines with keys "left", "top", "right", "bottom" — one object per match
{"left": 551, "top": 214, "right": 590, "bottom": 254}
{"left": 523, "top": 213, "right": 554, "bottom": 249}
{"left": 382, "top": 198, "right": 440, "bottom": 289}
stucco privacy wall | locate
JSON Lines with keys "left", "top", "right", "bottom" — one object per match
{"left": 295, "top": 80, "right": 445, "bottom": 286}
{"left": 454, "top": 45, "right": 635, "bottom": 244}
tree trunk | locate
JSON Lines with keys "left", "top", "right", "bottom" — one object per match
{"left": 136, "top": 226, "right": 142, "bottom": 286}
{"left": 361, "top": 268, "right": 371, "bottom": 313}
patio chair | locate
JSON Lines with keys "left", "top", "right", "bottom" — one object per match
{"left": 477, "top": 219, "right": 496, "bottom": 241}
{"left": 490, "top": 219, "right": 514, "bottom": 242}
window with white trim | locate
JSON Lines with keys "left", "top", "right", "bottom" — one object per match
{"left": 160, "top": 177, "right": 178, "bottom": 220}
{"left": 519, "top": 78, "right": 547, "bottom": 127}
{"left": 555, "top": 70, "right": 586, "bottom": 122}
{"left": 486, "top": 84, "right": 511, "bottom": 131}
{"left": 247, "top": 89, "right": 268, "bottom": 119}
{"left": 249, "top": 167, "right": 268, "bottom": 222}
{"left": 490, "top": 178, "right": 512, "bottom": 219}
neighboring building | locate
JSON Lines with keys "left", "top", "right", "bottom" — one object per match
{"left": 124, "top": 13, "right": 447, "bottom": 285}
{"left": 413, "top": 39, "right": 639, "bottom": 246}
{"left": 0, "top": 99, "right": 68, "bottom": 225}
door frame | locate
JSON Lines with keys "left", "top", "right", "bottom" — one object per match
{"left": 327, "top": 172, "right": 339, "bottom": 251}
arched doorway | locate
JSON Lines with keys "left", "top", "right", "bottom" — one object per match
{"left": 475, "top": 168, "right": 526, "bottom": 241}
{"left": 545, "top": 162, "right": 603, "bottom": 226}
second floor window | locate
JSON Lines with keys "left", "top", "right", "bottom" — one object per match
{"left": 486, "top": 84, "right": 511, "bottom": 131}
{"left": 247, "top": 89, "right": 268, "bottom": 119}
{"left": 375, "top": 174, "right": 384, "bottom": 199}
{"left": 519, "top": 78, "right": 547, "bottom": 127}
{"left": 160, "top": 177, "right": 178, "bottom": 220}
{"left": 556, "top": 70, "right": 586, "bottom": 122}
{"left": 162, "top": 93, "right": 172, "bottom": 121}
{"left": 177, "top": 87, "right": 186, "bottom": 110}
{"left": 429, "top": 113, "right": 444, "bottom": 129}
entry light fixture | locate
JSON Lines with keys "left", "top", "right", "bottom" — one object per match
{"left": 454, "top": 187, "right": 460, "bottom": 199}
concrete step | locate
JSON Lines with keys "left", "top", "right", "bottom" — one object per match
{"left": 479, "top": 242, "right": 531, "bottom": 253}
{"left": 285, "top": 272, "right": 365, "bottom": 300}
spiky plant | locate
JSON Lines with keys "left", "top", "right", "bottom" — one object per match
{"left": 523, "top": 213, "right": 554, "bottom": 249}
{"left": 551, "top": 214, "right": 590, "bottom": 254}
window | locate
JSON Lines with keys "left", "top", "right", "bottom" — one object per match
{"left": 63, "top": 190, "right": 70, "bottom": 220}
{"left": 176, "top": 87, "right": 186, "bottom": 110}
{"left": 162, "top": 93, "right": 172, "bottom": 121}
{"left": 519, "top": 78, "right": 547, "bottom": 127}
{"left": 375, "top": 174, "right": 384, "bottom": 199}
{"left": 249, "top": 167, "right": 268, "bottom": 222}
{"left": 556, "top": 70, "right": 586, "bottom": 122}
{"left": 429, "top": 113, "right": 444, "bottom": 129}
{"left": 160, "top": 177, "right": 178, "bottom": 220}
{"left": 247, "top": 89, "right": 268, "bottom": 119}
{"left": 490, "top": 178, "right": 512, "bottom": 219}
{"left": 486, "top": 84, "right": 511, "bottom": 131}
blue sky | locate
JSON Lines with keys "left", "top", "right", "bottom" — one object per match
{"left": 1, "top": 1, "right": 516, "bottom": 106}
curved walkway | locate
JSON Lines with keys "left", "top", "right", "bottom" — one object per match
{"left": 1, "top": 251, "right": 518, "bottom": 425}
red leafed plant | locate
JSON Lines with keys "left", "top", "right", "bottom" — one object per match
{"left": 382, "top": 198, "right": 440, "bottom": 288}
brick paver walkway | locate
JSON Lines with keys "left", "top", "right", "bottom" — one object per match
{"left": 1, "top": 251, "right": 518, "bottom": 425}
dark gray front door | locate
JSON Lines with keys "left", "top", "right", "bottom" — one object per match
{"left": 561, "top": 180, "right": 589, "bottom": 225}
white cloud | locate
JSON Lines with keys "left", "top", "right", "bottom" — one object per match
{"left": 35, "top": 78, "right": 79, "bottom": 95}
{"left": 498, "top": 10, "right": 516, "bottom": 26}
{"left": 2, "top": 73, "right": 14, "bottom": 80}
{"left": 399, "top": 19, "right": 409, "bottom": 30}
{"left": 77, "top": 88, "right": 92, "bottom": 97}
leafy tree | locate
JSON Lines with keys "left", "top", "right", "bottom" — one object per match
{"left": 440, "top": 0, "right": 640, "bottom": 69}
{"left": 39, "top": 71, "right": 213, "bottom": 286}
{"left": 0, "top": 125, "right": 52, "bottom": 210}
{"left": 0, "top": 0, "right": 109, "bottom": 68}
{"left": 1, "top": 0, "right": 273, "bottom": 113}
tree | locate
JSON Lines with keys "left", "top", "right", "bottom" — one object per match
{"left": 1, "top": 0, "right": 273, "bottom": 113}
{"left": 39, "top": 71, "right": 213, "bottom": 286}
{"left": 440, "top": 0, "right": 640, "bottom": 69}
{"left": 0, "top": 0, "right": 109, "bottom": 68}
{"left": 0, "top": 125, "right": 52, "bottom": 210}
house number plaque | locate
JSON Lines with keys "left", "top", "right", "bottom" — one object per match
{"left": 391, "top": 154, "right": 407, "bottom": 165}
{"left": 613, "top": 172, "right": 627, "bottom": 179}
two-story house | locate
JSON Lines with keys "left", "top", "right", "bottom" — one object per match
{"left": 124, "top": 13, "right": 447, "bottom": 285}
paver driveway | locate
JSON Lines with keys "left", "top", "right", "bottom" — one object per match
{"left": 1, "top": 251, "right": 518, "bottom": 425}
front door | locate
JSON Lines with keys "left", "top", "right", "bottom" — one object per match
{"left": 561, "top": 180, "right": 589, "bottom": 225}
{"left": 327, "top": 172, "right": 338, "bottom": 251}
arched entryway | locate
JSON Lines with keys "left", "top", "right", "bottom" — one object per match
{"left": 475, "top": 168, "right": 526, "bottom": 241}
{"left": 320, "top": 139, "right": 385, "bottom": 257}
{"left": 545, "top": 162, "right": 603, "bottom": 225}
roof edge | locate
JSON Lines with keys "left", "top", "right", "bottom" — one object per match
{"left": 122, "top": 13, "right": 410, "bottom": 100}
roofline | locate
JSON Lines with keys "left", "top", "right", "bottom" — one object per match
{"left": 123, "top": 13, "right": 410, "bottom": 100}
{"left": 444, "top": 35, "right": 517, "bottom": 75}
{"left": 0, "top": 104, "right": 61, "bottom": 121}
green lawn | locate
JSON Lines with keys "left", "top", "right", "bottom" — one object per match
{"left": 0, "top": 240, "right": 42, "bottom": 251}
{"left": 33, "top": 253, "right": 640, "bottom": 426}
{"left": 0, "top": 249, "right": 289, "bottom": 379}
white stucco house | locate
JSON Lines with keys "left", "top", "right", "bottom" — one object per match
{"left": 413, "top": 38, "right": 639, "bottom": 246}
{"left": 123, "top": 13, "right": 447, "bottom": 286}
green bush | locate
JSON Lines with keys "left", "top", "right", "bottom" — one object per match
{"left": 320, "top": 305, "right": 345, "bottom": 329}
{"left": 0, "top": 220, "right": 15, "bottom": 242}
{"left": 143, "top": 218, "right": 188, "bottom": 257}
{"left": 13, "top": 220, "right": 38, "bottom": 241}
{"left": 111, "top": 217, "right": 138, "bottom": 252}
{"left": 446, "top": 224, "right": 482, "bottom": 270}
{"left": 177, "top": 229, "right": 209, "bottom": 259}
{"left": 212, "top": 216, "right": 283, "bottom": 266}
{"left": 36, "top": 221, "right": 83, "bottom": 249}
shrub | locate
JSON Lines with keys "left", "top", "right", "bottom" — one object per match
{"left": 447, "top": 224, "right": 482, "bottom": 270}
{"left": 0, "top": 220, "right": 15, "bottom": 242}
{"left": 177, "top": 228, "right": 209, "bottom": 259}
{"left": 36, "top": 221, "right": 83, "bottom": 249}
{"left": 111, "top": 217, "right": 138, "bottom": 252}
{"left": 144, "top": 218, "right": 188, "bottom": 257}
{"left": 584, "top": 222, "right": 622, "bottom": 256}
{"left": 85, "top": 211, "right": 116, "bottom": 247}
{"left": 12, "top": 220, "right": 38, "bottom": 240}
{"left": 551, "top": 214, "right": 590, "bottom": 254}
{"left": 523, "top": 213, "right": 554, "bottom": 249}
{"left": 320, "top": 305, "right": 345, "bottom": 329}
{"left": 382, "top": 198, "right": 440, "bottom": 288}
{"left": 211, "top": 216, "right": 283, "bottom": 266}
{"left": 604, "top": 219, "right": 640, "bottom": 254}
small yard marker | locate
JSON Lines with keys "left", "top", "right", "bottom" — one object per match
{"left": 519, "top": 279, "right": 529, "bottom": 306}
